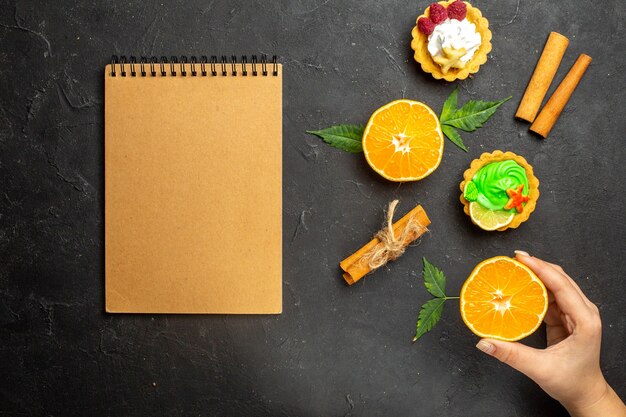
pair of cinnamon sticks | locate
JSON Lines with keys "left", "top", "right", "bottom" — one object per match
{"left": 515, "top": 32, "right": 591, "bottom": 138}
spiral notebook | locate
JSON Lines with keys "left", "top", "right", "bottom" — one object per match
{"left": 104, "top": 55, "right": 282, "bottom": 314}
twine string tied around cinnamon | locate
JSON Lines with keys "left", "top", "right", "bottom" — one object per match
{"left": 362, "top": 199, "right": 427, "bottom": 270}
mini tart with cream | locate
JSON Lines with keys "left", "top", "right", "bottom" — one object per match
{"left": 411, "top": 1, "right": 492, "bottom": 81}
{"left": 460, "top": 151, "right": 540, "bottom": 231}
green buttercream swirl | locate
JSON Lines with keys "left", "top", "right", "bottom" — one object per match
{"left": 466, "top": 160, "right": 529, "bottom": 212}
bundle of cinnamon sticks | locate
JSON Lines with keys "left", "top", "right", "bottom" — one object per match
{"left": 516, "top": 32, "right": 592, "bottom": 138}
{"left": 340, "top": 201, "right": 430, "bottom": 285}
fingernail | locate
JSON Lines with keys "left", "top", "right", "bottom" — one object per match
{"left": 515, "top": 250, "right": 530, "bottom": 257}
{"left": 476, "top": 340, "right": 495, "bottom": 355}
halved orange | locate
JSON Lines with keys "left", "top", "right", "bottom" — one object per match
{"left": 460, "top": 256, "right": 548, "bottom": 341}
{"left": 362, "top": 100, "right": 444, "bottom": 182}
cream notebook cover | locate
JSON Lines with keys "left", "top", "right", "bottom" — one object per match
{"left": 104, "top": 55, "right": 282, "bottom": 313}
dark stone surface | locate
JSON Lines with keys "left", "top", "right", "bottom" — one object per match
{"left": 1, "top": 0, "right": 624, "bottom": 415}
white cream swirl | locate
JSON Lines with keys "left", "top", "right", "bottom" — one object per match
{"left": 427, "top": 18, "right": 482, "bottom": 63}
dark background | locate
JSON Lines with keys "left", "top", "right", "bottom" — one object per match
{"left": 1, "top": 0, "right": 624, "bottom": 415}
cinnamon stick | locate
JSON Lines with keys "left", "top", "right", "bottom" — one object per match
{"left": 516, "top": 32, "right": 569, "bottom": 123}
{"left": 340, "top": 203, "right": 430, "bottom": 285}
{"left": 530, "top": 54, "right": 592, "bottom": 138}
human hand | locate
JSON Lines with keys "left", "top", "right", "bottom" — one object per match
{"left": 474, "top": 251, "right": 626, "bottom": 416}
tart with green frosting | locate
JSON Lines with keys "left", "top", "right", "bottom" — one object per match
{"left": 460, "top": 151, "right": 539, "bottom": 231}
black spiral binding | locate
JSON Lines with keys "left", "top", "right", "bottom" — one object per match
{"left": 110, "top": 54, "right": 279, "bottom": 77}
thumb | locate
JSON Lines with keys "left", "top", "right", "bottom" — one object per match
{"left": 476, "top": 338, "right": 544, "bottom": 379}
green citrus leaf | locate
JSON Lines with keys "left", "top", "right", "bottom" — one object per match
{"left": 442, "top": 96, "right": 512, "bottom": 132}
{"left": 441, "top": 125, "right": 467, "bottom": 152}
{"left": 306, "top": 124, "right": 364, "bottom": 153}
{"left": 439, "top": 87, "right": 458, "bottom": 122}
{"left": 422, "top": 257, "right": 446, "bottom": 298}
{"left": 413, "top": 298, "right": 446, "bottom": 342}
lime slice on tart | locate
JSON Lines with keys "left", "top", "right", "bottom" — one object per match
{"left": 469, "top": 202, "right": 514, "bottom": 231}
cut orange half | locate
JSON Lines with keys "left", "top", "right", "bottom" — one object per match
{"left": 362, "top": 100, "right": 444, "bottom": 182}
{"left": 460, "top": 256, "right": 548, "bottom": 341}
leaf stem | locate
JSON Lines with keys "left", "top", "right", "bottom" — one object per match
{"left": 444, "top": 296, "right": 460, "bottom": 300}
